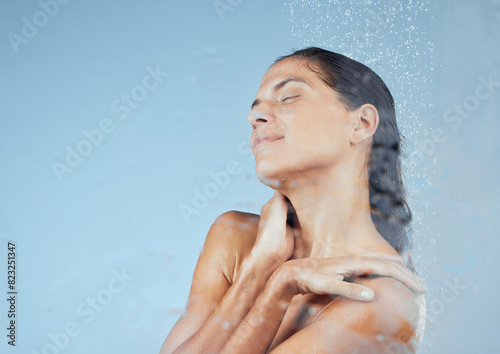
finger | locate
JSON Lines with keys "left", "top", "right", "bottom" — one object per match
{"left": 311, "top": 256, "right": 427, "bottom": 294}
{"left": 299, "top": 272, "right": 375, "bottom": 301}
{"left": 344, "top": 260, "right": 427, "bottom": 294}
{"left": 368, "top": 261, "right": 427, "bottom": 294}
{"left": 357, "top": 252, "right": 403, "bottom": 263}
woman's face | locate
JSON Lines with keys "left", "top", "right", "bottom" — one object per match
{"left": 248, "top": 57, "right": 353, "bottom": 184}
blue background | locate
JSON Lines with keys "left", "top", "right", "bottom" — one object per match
{"left": 0, "top": 0, "right": 499, "bottom": 353}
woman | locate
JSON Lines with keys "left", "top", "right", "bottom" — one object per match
{"left": 161, "top": 47, "right": 427, "bottom": 353}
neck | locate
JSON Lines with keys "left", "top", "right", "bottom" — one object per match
{"left": 276, "top": 156, "right": 393, "bottom": 259}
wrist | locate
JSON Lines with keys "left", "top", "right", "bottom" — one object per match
{"left": 247, "top": 248, "right": 284, "bottom": 272}
{"left": 232, "top": 252, "right": 276, "bottom": 291}
{"left": 263, "top": 261, "right": 296, "bottom": 305}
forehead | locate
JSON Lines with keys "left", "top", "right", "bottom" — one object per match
{"left": 259, "top": 57, "right": 318, "bottom": 89}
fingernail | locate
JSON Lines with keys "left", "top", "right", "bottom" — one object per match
{"left": 361, "top": 290, "right": 374, "bottom": 300}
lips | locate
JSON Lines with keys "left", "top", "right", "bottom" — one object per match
{"left": 253, "top": 134, "right": 284, "bottom": 149}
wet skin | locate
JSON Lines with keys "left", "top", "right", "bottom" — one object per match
{"left": 161, "top": 57, "right": 426, "bottom": 353}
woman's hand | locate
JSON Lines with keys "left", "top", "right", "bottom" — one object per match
{"left": 250, "top": 191, "right": 295, "bottom": 268}
{"left": 273, "top": 254, "right": 428, "bottom": 302}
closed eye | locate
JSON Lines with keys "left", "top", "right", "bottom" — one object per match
{"left": 281, "top": 95, "right": 300, "bottom": 102}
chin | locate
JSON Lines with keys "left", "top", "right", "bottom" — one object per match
{"left": 255, "top": 159, "right": 285, "bottom": 188}
{"left": 255, "top": 158, "right": 305, "bottom": 189}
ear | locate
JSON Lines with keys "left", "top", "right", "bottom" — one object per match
{"left": 349, "top": 104, "right": 379, "bottom": 145}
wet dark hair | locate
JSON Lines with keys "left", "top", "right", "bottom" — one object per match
{"left": 277, "top": 47, "right": 417, "bottom": 273}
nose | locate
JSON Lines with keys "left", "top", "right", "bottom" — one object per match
{"left": 248, "top": 103, "right": 275, "bottom": 130}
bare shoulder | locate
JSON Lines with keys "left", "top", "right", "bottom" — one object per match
{"left": 209, "top": 210, "right": 260, "bottom": 283}
{"left": 159, "top": 211, "right": 260, "bottom": 353}
{"left": 357, "top": 275, "right": 426, "bottom": 342}
{"left": 212, "top": 210, "right": 260, "bottom": 234}
{"left": 210, "top": 210, "right": 260, "bottom": 247}
{"left": 313, "top": 274, "right": 426, "bottom": 352}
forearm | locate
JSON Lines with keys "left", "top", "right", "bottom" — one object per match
{"left": 220, "top": 263, "right": 293, "bottom": 354}
{"left": 171, "top": 254, "right": 281, "bottom": 354}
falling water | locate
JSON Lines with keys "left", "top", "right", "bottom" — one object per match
{"left": 284, "top": 0, "right": 437, "bottom": 350}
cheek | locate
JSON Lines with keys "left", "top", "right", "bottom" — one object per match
{"left": 290, "top": 116, "right": 347, "bottom": 162}
{"left": 278, "top": 106, "right": 297, "bottom": 120}
{"left": 289, "top": 110, "right": 335, "bottom": 145}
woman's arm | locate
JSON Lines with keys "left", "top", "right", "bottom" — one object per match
{"left": 221, "top": 255, "right": 427, "bottom": 353}
{"left": 167, "top": 251, "right": 281, "bottom": 354}
{"left": 220, "top": 256, "right": 294, "bottom": 353}
{"left": 161, "top": 191, "right": 294, "bottom": 354}
{"left": 162, "top": 192, "right": 427, "bottom": 353}
{"left": 159, "top": 211, "right": 252, "bottom": 353}
{"left": 268, "top": 275, "right": 425, "bottom": 353}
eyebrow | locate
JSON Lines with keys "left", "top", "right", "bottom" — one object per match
{"left": 251, "top": 77, "right": 310, "bottom": 109}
